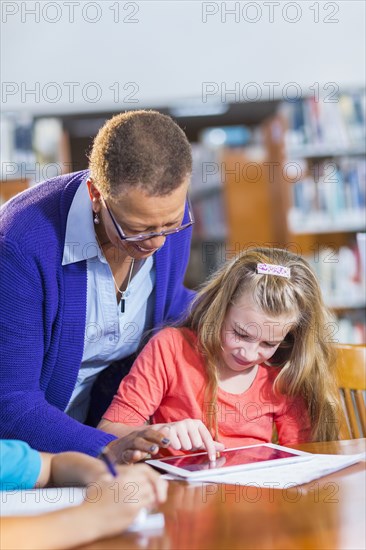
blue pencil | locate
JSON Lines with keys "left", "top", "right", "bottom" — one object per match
{"left": 99, "top": 446, "right": 118, "bottom": 477}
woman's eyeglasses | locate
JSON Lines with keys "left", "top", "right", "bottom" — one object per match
{"left": 103, "top": 197, "right": 195, "bottom": 243}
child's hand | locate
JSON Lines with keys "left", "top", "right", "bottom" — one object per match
{"left": 152, "top": 420, "right": 225, "bottom": 461}
{"left": 48, "top": 448, "right": 169, "bottom": 486}
{"left": 83, "top": 464, "right": 167, "bottom": 536}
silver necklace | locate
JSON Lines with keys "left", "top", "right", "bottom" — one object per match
{"left": 95, "top": 233, "right": 135, "bottom": 313}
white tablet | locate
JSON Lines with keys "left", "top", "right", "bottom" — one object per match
{"left": 147, "top": 443, "right": 312, "bottom": 478}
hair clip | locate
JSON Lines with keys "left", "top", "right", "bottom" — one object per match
{"left": 256, "top": 263, "right": 291, "bottom": 278}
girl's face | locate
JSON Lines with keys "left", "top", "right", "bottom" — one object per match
{"left": 220, "top": 292, "right": 297, "bottom": 374}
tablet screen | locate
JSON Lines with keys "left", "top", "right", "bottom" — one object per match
{"left": 159, "top": 446, "right": 300, "bottom": 472}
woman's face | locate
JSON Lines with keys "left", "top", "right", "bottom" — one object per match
{"left": 220, "top": 292, "right": 297, "bottom": 374}
{"left": 100, "top": 180, "right": 190, "bottom": 260}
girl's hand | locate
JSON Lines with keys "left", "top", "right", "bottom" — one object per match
{"left": 152, "top": 420, "right": 225, "bottom": 462}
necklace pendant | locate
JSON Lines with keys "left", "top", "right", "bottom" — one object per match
{"left": 112, "top": 258, "right": 135, "bottom": 314}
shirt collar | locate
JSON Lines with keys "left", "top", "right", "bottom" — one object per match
{"left": 62, "top": 178, "right": 99, "bottom": 265}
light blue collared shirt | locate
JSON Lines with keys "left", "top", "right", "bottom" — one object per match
{"left": 62, "top": 179, "right": 155, "bottom": 422}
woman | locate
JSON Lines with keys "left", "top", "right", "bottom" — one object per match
{"left": 0, "top": 110, "right": 194, "bottom": 461}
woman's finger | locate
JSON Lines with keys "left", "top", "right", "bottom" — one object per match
{"left": 117, "top": 449, "right": 148, "bottom": 464}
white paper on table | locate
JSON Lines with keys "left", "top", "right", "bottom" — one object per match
{"left": 0, "top": 487, "right": 85, "bottom": 516}
{"left": 163, "top": 452, "right": 366, "bottom": 488}
{"left": 0, "top": 487, "right": 164, "bottom": 532}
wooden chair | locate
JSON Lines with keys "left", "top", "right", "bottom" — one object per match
{"left": 336, "top": 344, "right": 366, "bottom": 439}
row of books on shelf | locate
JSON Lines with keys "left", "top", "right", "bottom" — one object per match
{"left": 1, "top": 114, "right": 67, "bottom": 182}
{"left": 306, "top": 244, "right": 365, "bottom": 310}
{"left": 190, "top": 144, "right": 222, "bottom": 197}
{"left": 191, "top": 193, "right": 227, "bottom": 241}
{"left": 190, "top": 143, "right": 228, "bottom": 240}
{"left": 288, "top": 157, "right": 366, "bottom": 233}
{"left": 336, "top": 314, "right": 366, "bottom": 345}
{"left": 190, "top": 136, "right": 265, "bottom": 198}
{"left": 281, "top": 90, "right": 366, "bottom": 153}
{"left": 306, "top": 242, "right": 366, "bottom": 343}
{"left": 185, "top": 240, "right": 224, "bottom": 289}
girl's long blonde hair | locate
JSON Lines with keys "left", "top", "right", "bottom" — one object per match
{"left": 182, "top": 247, "right": 342, "bottom": 442}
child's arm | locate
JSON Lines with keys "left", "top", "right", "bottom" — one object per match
{"left": 1, "top": 464, "right": 167, "bottom": 550}
{"left": 98, "top": 418, "right": 138, "bottom": 438}
{"left": 46, "top": 452, "right": 108, "bottom": 486}
{"left": 98, "top": 329, "right": 224, "bottom": 461}
{"left": 99, "top": 419, "right": 224, "bottom": 462}
{"left": 98, "top": 329, "right": 177, "bottom": 461}
{"left": 35, "top": 451, "right": 108, "bottom": 487}
{"left": 100, "top": 331, "right": 170, "bottom": 430}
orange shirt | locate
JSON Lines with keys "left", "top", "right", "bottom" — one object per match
{"left": 104, "top": 328, "right": 311, "bottom": 448}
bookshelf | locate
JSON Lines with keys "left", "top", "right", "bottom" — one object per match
{"left": 276, "top": 90, "right": 366, "bottom": 344}
{"left": 185, "top": 90, "right": 365, "bottom": 344}
{"left": 0, "top": 114, "right": 71, "bottom": 190}
{"left": 1, "top": 93, "right": 364, "bottom": 343}
{"left": 184, "top": 144, "right": 228, "bottom": 287}
{"left": 176, "top": 104, "right": 280, "bottom": 288}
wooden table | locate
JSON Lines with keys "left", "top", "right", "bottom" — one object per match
{"left": 82, "top": 439, "right": 366, "bottom": 550}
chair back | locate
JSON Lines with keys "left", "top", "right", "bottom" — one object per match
{"left": 336, "top": 344, "right": 366, "bottom": 439}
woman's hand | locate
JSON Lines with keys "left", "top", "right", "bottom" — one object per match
{"left": 151, "top": 420, "right": 225, "bottom": 461}
{"left": 105, "top": 427, "right": 171, "bottom": 464}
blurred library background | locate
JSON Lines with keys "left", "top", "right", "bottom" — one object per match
{"left": 1, "top": 1, "right": 365, "bottom": 344}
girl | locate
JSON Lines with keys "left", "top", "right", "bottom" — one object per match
{"left": 98, "top": 248, "right": 342, "bottom": 462}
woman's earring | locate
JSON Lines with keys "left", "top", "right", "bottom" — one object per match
{"left": 93, "top": 212, "right": 100, "bottom": 225}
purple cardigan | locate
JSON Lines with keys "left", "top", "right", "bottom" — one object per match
{"left": 0, "top": 171, "right": 193, "bottom": 455}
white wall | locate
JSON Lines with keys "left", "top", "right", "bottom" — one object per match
{"left": 1, "top": 0, "right": 365, "bottom": 114}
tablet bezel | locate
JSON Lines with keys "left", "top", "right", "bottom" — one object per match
{"left": 146, "top": 443, "right": 312, "bottom": 478}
